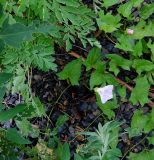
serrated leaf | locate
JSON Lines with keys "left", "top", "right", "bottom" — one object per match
{"left": 131, "top": 20, "right": 154, "bottom": 39}
{"left": 132, "top": 40, "right": 142, "bottom": 57}
{"left": 130, "top": 76, "right": 150, "bottom": 105}
{"left": 102, "top": 0, "right": 119, "bottom": 9}
{"left": 32, "top": 97, "right": 46, "bottom": 117}
{"left": 128, "top": 149, "right": 154, "bottom": 160}
{"left": 97, "top": 12, "right": 121, "bottom": 33}
{"left": 6, "top": 128, "right": 31, "bottom": 144}
{"left": 107, "top": 54, "right": 132, "bottom": 75}
{"left": 62, "top": 143, "right": 70, "bottom": 160}
{"left": 131, "top": 0, "right": 144, "bottom": 7}
{"left": 147, "top": 39, "right": 154, "bottom": 61}
{"left": 96, "top": 92, "right": 117, "bottom": 119}
{"left": 140, "top": 3, "right": 154, "bottom": 19}
{"left": 84, "top": 47, "right": 102, "bottom": 71}
{"left": 90, "top": 71, "right": 104, "bottom": 90}
{"left": 115, "top": 35, "right": 134, "bottom": 52}
{"left": 118, "top": 2, "right": 133, "bottom": 18}
{"left": 0, "top": 22, "right": 58, "bottom": 47}
{"left": 58, "top": 58, "right": 82, "bottom": 85}
{"left": 0, "top": 104, "right": 26, "bottom": 122}
{"left": 0, "top": 72, "right": 12, "bottom": 86}
{"left": 132, "top": 59, "right": 154, "bottom": 74}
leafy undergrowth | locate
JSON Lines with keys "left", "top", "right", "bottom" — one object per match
{"left": 0, "top": 0, "right": 154, "bottom": 160}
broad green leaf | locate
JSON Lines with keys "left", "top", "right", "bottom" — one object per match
{"left": 131, "top": 0, "right": 144, "bottom": 7}
{"left": 107, "top": 54, "right": 132, "bottom": 75}
{"left": 128, "top": 149, "right": 154, "bottom": 160}
{"left": 58, "top": 58, "right": 82, "bottom": 85}
{"left": 140, "top": 3, "right": 154, "bottom": 19}
{"left": 148, "top": 134, "right": 154, "bottom": 145}
{"left": 62, "top": 143, "right": 70, "bottom": 160}
{"left": 102, "top": 0, "right": 119, "bottom": 9}
{"left": 74, "top": 154, "right": 83, "bottom": 160}
{"left": 84, "top": 47, "right": 102, "bottom": 71}
{"left": 0, "top": 104, "right": 26, "bottom": 122}
{"left": 0, "top": 86, "right": 6, "bottom": 102}
{"left": 118, "top": 2, "right": 133, "bottom": 18}
{"left": 0, "top": 72, "right": 12, "bottom": 85}
{"left": 130, "top": 76, "right": 150, "bottom": 105}
{"left": 132, "top": 59, "right": 154, "bottom": 74}
{"left": 90, "top": 71, "right": 104, "bottom": 90}
{"left": 96, "top": 92, "right": 117, "bottom": 119}
{"left": 147, "top": 39, "right": 154, "bottom": 61}
{"left": 56, "top": 114, "right": 69, "bottom": 128}
{"left": 132, "top": 40, "right": 142, "bottom": 57}
{"left": 129, "top": 109, "right": 147, "bottom": 137}
{"left": 131, "top": 20, "right": 154, "bottom": 39}
{"left": 32, "top": 97, "right": 46, "bottom": 117}
{"left": 16, "top": 119, "right": 39, "bottom": 138}
{"left": 97, "top": 12, "right": 121, "bottom": 33}
{"left": 6, "top": 128, "right": 31, "bottom": 144}
{"left": 115, "top": 35, "right": 134, "bottom": 52}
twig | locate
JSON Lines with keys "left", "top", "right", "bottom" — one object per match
{"left": 68, "top": 51, "right": 154, "bottom": 107}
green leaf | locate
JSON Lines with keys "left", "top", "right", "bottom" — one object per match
{"left": 90, "top": 71, "right": 104, "bottom": 90}
{"left": 0, "top": 104, "right": 26, "bottom": 122}
{"left": 74, "top": 154, "right": 83, "bottom": 160}
{"left": 118, "top": 2, "right": 133, "bottom": 18}
{"left": 56, "top": 114, "right": 69, "bottom": 128}
{"left": 132, "top": 59, "right": 154, "bottom": 74}
{"left": 132, "top": 40, "right": 142, "bottom": 57}
{"left": 62, "top": 143, "right": 70, "bottom": 160}
{"left": 107, "top": 54, "right": 132, "bottom": 75}
{"left": 6, "top": 128, "right": 31, "bottom": 144}
{"left": 32, "top": 97, "right": 46, "bottom": 117}
{"left": 97, "top": 12, "right": 121, "bottom": 33}
{"left": 58, "top": 58, "right": 82, "bottom": 85}
{"left": 84, "top": 47, "right": 102, "bottom": 71}
{"left": 148, "top": 134, "right": 154, "bottom": 145}
{"left": 130, "top": 76, "right": 150, "bottom": 105}
{"left": 115, "top": 35, "right": 134, "bottom": 52}
{"left": 128, "top": 149, "right": 154, "bottom": 160}
{"left": 147, "top": 39, "right": 154, "bottom": 61}
{"left": 140, "top": 3, "right": 154, "bottom": 19}
{"left": 102, "top": 0, "right": 119, "bottom": 9}
{"left": 131, "top": 20, "right": 154, "bottom": 39}
{"left": 96, "top": 92, "right": 117, "bottom": 119}
{"left": 129, "top": 109, "right": 147, "bottom": 137}
{"left": 0, "top": 22, "right": 58, "bottom": 47}
{"left": 0, "top": 72, "right": 12, "bottom": 86}
{"left": 131, "top": 0, "right": 144, "bottom": 7}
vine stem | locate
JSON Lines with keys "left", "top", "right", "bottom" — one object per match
{"left": 68, "top": 51, "right": 154, "bottom": 107}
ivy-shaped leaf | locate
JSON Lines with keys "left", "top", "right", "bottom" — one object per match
{"left": 84, "top": 47, "right": 102, "bottom": 71}
{"left": 118, "top": 2, "right": 133, "bottom": 18}
{"left": 115, "top": 35, "right": 134, "bottom": 52}
{"left": 130, "top": 76, "right": 150, "bottom": 106}
{"left": 132, "top": 59, "right": 154, "bottom": 74}
{"left": 0, "top": 104, "right": 26, "bottom": 122}
{"left": 58, "top": 58, "right": 82, "bottom": 85}
{"left": 107, "top": 54, "right": 132, "bottom": 75}
{"left": 97, "top": 12, "right": 121, "bottom": 33}
{"left": 6, "top": 128, "right": 31, "bottom": 144}
{"left": 128, "top": 149, "right": 154, "bottom": 160}
{"left": 102, "top": 0, "right": 119, "bottom": 9}
{"left": 140, "top": 3, "right": 154, "bottom": 20}
{"left": 132, "top": 40, "right": 142, "bottom": 57}
{"left": 131, "top": 0, "right": 144, "bottom": 7}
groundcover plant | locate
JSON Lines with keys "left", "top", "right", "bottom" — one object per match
{"left": 0, "top": 0, "right": 154, "bottom": 159}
